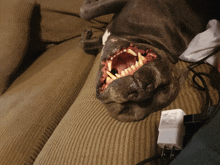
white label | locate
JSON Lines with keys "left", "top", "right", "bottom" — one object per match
{"left": 102, "top": 29, "right": 111, "bottom": 45}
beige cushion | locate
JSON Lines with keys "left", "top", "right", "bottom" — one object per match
{"left": 37, "top": 0, "right": 112, "bottom": 42}
{"left": 33, "top": 52, "right": 219, "bottom": 165}
{"left": 0, "top": 38, "right": 95, "bottom": 165}
{"left": 0, "top": 0, "right": 35, "bottom": 95}
{"left": 36, "top": 0, "right": 113, "bottom": 42}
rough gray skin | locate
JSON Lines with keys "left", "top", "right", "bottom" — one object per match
{"left": 80, "top": 0, "right": 218, "bottom": 121}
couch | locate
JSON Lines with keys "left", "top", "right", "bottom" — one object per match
{"left": 0, "top": 0, "right": 219, "bottom": 164}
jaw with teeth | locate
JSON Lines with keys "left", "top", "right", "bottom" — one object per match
{"left": 99, "top": 44, "right": 157, "bottom": 92}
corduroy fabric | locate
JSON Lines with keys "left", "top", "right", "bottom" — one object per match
{"left": 36, "top": 0, "right": 113, "bottom": 43}
{"left": 0, "top": 38, "right": 95, "bottom": 165}
{"left": 0, "top": 0, "right": 35, "bottom": 95}
{"left": 33, "top": 53, "right": 219, "bottom": 165}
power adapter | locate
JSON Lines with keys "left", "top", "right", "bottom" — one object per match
{"left": 157, "top": 109, "right": 186, "bottom": 151}
{"left": 137, "top": 109, "right": 199, "bottom": 165}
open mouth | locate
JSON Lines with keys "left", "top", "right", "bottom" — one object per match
{"left": 99, "top": 44, "right": 157, "bottom": 92}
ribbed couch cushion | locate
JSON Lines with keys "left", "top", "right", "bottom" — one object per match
{"left": 0, "top": 38, "right": 95, "bottom": 165}
{"left": 36, "top": 0, "right": 113, "bottom": 42}
{"left": 33, "top": 52, "right": 219, "bottom": 165}
{"left": 0, "top": 0, "right": 35, "bottom": 95}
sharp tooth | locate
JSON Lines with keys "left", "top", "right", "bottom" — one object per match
{"left": 127, "top": 49, "right": 137, "bottom": 56}
{"left": 123, "top": 49, "right": 127, "bottom": 52}
{"left": 138, "top": 60, "right": 143, "bottom": 66}
{"left": 124, "top": 69, "right": 128, "bottom": 74}
{"left": 127, "top": 67, "right": 132, "bottom": 72}
{"left": 115, "top": 74, "right": 121, "bottom": 78}
{"left": 138, "top": 52, "right": 143, "bottom": 65}
{"left": 111, "top": 57, "right": 113, "bottom": 60}
{"left": 135, "top": 61, "right": 140, "bottom": 68}
{"left": 138, "top": 52, "right": 141, "bottom": 59}
{"left": 121, "top": 71, "right": 125, "bottom": 76}
{"left": 138, "top": 52, "right": 145, "bottom": 60}
{"left": 107, "top": 71, "right": 116, "bottom": 80}
{"left": 139, "top": 60, "right": 143, "bottom": 66}
{"left": 131, "top": 65, "right": 136, "bottom": 70}
{"left": 106, "top": 77, "right": 111, "bottom": 83}
{"left": 108, "top": 61, "right": 112, "bottom": 71}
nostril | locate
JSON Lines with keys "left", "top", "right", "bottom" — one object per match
{"left": 145, "top": 83, "right": 154, "bottom": 92}
{"left": 127, "top": 91, "right": 139, "bottom": 100}
{"left": 127, "top": 88, "right": 150, "bottom": 101}
{"left": 126, "top": 79, "right": 155, "bottom": 101}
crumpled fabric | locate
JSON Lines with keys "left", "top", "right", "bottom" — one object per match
{"left": 179, "top": 19, "right": 220, "bottom": 67}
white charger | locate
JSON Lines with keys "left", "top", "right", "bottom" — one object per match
{"left": 157, "top": 109, "right": 186, "bottom": 150}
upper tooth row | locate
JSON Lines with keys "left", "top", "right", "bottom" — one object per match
{"left": 110, "top": 49, "right": 137, "bottom": 60}
{"left": 108, "top": 52, "right": 144, "bottom": 71}
{"left": 127, "top": 49, "right": 137, "bottom": 56}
